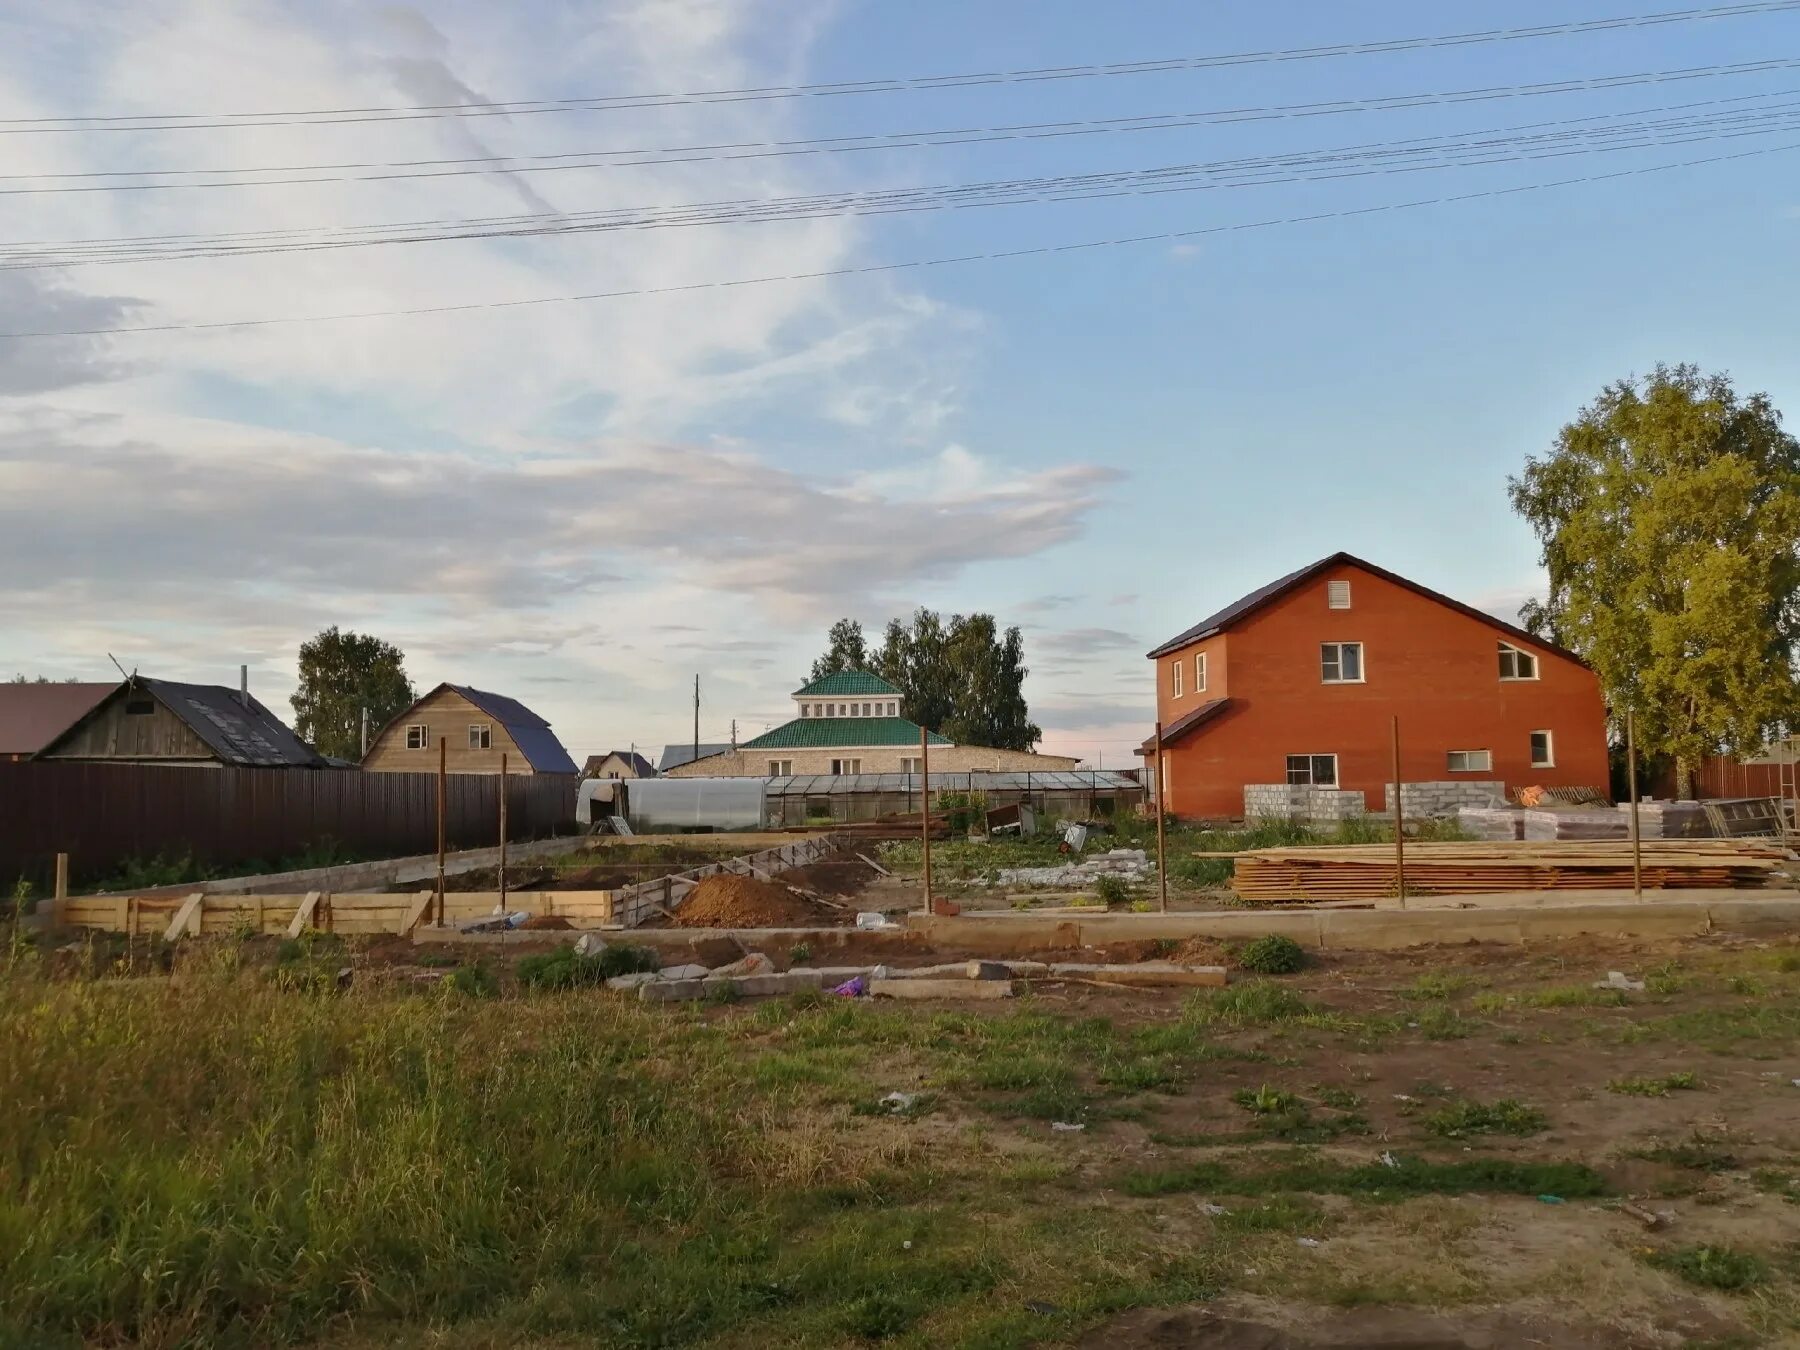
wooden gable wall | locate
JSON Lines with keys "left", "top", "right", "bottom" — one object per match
{"left": 40, "top": 689, "right": 216, "bottom": 763}
{"left": 362, "top": 688, "right": 528, "bottom": 774}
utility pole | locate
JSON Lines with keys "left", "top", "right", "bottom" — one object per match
{"left": 693, "top": 674, "right": 700, "bottom": 769}
{"left": 731, "top": 718, "right": 737, "bottom": 750}
{"left": 360, "top": 706, "right": 370, "bottom": 757}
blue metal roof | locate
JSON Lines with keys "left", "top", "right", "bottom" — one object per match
{"left": 445, "top": 684, "right": 577, "bottom": 773}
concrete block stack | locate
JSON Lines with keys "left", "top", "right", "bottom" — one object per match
{"left": 1243, "top": 785, "right": 1368, "bottom": 824}
{"left": 1522, "top": 808, "right": 1629, "bottom": 841}
{"left": 1383, "top": 781, "right": 1506, "bottom": 818}
{"left": 1457, "top": 805, "right": 1525, "bottom": 840}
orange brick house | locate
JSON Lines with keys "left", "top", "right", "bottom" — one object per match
{"left": 1141, "top": 554, "right": 1610, "bottom": 820}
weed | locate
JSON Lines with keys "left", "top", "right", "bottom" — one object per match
{"left": 1236, "top": 935, "right": 1306, "bottom": 975}
{"left": 1098, "top": 1055, "right": 1182, "bottom": 1094}
{"left": 1093, "top": 874, "right": 1131, "bottom": 906}
{"left": 1631, "top": 1133, "right": 1738, "bottom": 1172}
{"left": 1402, "top": 973, "right": 1470, "bottom": 1001}
{"left": 1318, "top": 1086, "right": 1365, "bottom": 1111}
{"left": 1644, "top": 960, "right": 1691, "bottom": 995}
{"left": 442, "top": 962, "right": 498, "bottom": 999}
{"left": 1413, "top": 1007, "right": 1473, "bottom": 1041}
{"left": 1129, "top": 899, "right": 1153, "bottom": 913}
{"left": 1606, "top": 1072, "right": 1699, "bottom": 1097}
{"left": 1726, "top": 974, "right": 1766, "bottom": 996}
{"left": 1171, "top": 857, "right": 1235, "bottom": 888}
{"left": 1186, "top": 981, "right": 1315, "bottom": 1025}
{"left": 1421, "top": 1099, "right": 1547, "bottom": 1138}
{"left": 415, "top": 953, "right": 460, "bottom": 968}
{"left": 1521, "top": 985, "right": 1628, "bottom": 1009}
{"left": 704, "top": 981, "right": 742, "bottom": 1006}
{"left": 1233, "top": 1085, "right": 1299, "bottom": 1115}
{"left": 788, "top": 941, "right": 813, "bottom": 965}
{"left": 516, "top": 944, "right": 658, "bottom": 991}
{"left": 1121, "top": 1155, "right": 1606, "bottom": 1200}
{"left": 1214, "top": 1196, "right": 1328, "bottom": 1234}
{"left": 1647, "top": 1244, "right": 1767, "bottom": 1292}
{"left": 1773, "top": 951, "right": 1800, "bottom": 974}
{"left": 788, "top": 987, "right": 826, "bottom": 1013}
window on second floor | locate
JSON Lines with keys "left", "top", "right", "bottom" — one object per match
{"left": 1286, "top": 753, "right": 1337, "bottom": 786}
{"left": 468, "top": 724, "right": 492, "bottom": 750}
{"left": 1498, "top": 642, "right": 1538, "bottom": 681}
{"left": 1446, "top": 749, "right": 1492, "bottom": 773}
{"left": 1320, "top": 641, "right": 1364, "bottom": 683}
{"left": 1171, "top": 659, "right": 1183, "bottom": 698}
{"left": 405, "top": 724, "right": 428, "bottom": 750}
{"left": 1195, "top": 651, "right": 1208, "bottom": 693}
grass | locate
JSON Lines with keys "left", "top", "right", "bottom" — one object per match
{"left": 1606, "top": 1072, "right": 1699, "bottom": 1097}
{"left": 515, "top": 943, "right": 659, "bottom": 990}
{"left": 1420, "top": 1099, "right": 1548, "bottom": 1139}
{"left": 1236, "top": 935, "right": 1306, "bottom": 975}
{"left": 1629, "top": 1133, "right": 1739, "bottom": 1173}
{"left": 1401, "top": 973, "right": 1471, "bottom": 1001}
{"left": 1120, "top": 1155, "right": 1607, "bottom": 1200}
{"left": 1648, "top": 1245, "right": 1768, "bottom": 1292}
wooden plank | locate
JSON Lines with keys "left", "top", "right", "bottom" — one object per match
{"left": 286, "top": 890, "right": 323, "bottom": 938}
{"left": 400, "top": 889, "right": 435, "bottom": 933}
{"left": 167, "top": 892, "right": 206, "bottom": 940}
{"left": 856, "top": 852, "right": 891, "bottom": 876}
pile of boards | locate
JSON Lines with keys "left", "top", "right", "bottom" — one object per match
{"left": 1232, "top": 839, "right": 1792, "bottom": 903}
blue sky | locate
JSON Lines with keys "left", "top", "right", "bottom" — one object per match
{"left": 2, "top": 0, "right": 1797, "bottom": 767}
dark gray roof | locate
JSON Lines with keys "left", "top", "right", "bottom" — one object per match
{"left": 585, "top": 750, "right": 655, "bottom": 776}
{"left": 1145, "top": 552, "right": 1590, "bottom": 665}
{"left": 1138, "top": 698, "right": 1233, "bottom": 751}
{"left": 659, "top": 741, "right": 733, "bottom": 771}
{"left": 447, "top": 684, "right": 578, "bottom": 774}
{"left": 141, "top": 678, "right": 324, "bottom": 767}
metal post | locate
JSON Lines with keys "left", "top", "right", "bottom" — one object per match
{"left": 693, "top": 674, "right": 700, "bottom": 769}
{"left": 920, "top": 726, "right": 933, "bottom": 916}
{"left": 1627, "top": 710, "right": 1642, "bottom": 900}
{"left": 360, "top": 706, "right": 370, "bottom": 757}
{"left": 498, "top": 751, "right": 509, "bottom": 914}
{"left": 53, "top": 852, "right": 69, "bottom": 925}
{"left": 1391, "top": 715, "right": 1406, "bottom": 907}
{"left": 435, "top": 737, "right": 447, "bottom": 926}
{"left": 1154, "top": 721, "right": 1168, "bottom": 913}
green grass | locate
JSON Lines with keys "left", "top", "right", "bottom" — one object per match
{"left": 515, "top": 943, "right": 659, "bottom": 990}
{"left": 1184, "top": 981, "right": 1319, "bottom": 1026}
{"left": 1606, "top": 1072, "right": 1699, "bottom": 1097}
{"left": 1629, "top": 1134, "right": 1739, "bottom": 1173}
{"left": 1236, "top": 935, "right": 1306, "bottom": 975}
{"left": 1420, "top": 1098, "right": 1548, "bottom": 1138}
{"left": 1401, "top": 973, "right": 1471, "bottom": 1001}
{"left": 1119, "top": 1155, "right": 1607, "bottom": 1200}
{"left": 1647, "top": 1245, "right": 1768, "bottom": 1292}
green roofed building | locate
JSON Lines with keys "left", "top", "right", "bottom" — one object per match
{"left": 662, "top": 669, "right": 1081, "bottom": 778}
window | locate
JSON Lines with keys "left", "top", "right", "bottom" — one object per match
{"left": 862, "top": 702, "right": 872, "bottom": 716}
{"left": 1286, "top": 754, "right": 1338, "bottom": 786}
{"left": 900, "top": 756, "right": 922, "bottom": 774}
{"left": 768, "top": 759, "right": 793, "bottom": 776}
{"left": 1446, "top": 749, "right": 1492, "bottom": 773}
{"left": 468, "top": 724, "right": 492, "bottom": 750}
{"left": 1327, "top": 579, "right": 1352, "bottom": 610}
{"left": 1171, "top": 659, "right": 1183, "bottom": 698}
{"left": 1320, "top": 642, "right": 1364, "bottom": 683}
{"left": 1195, "top": 651, "right": 1208, "bottom": 693}
{"left": 802, "top": 704, "right": 812, "bottom": 717}
{"left": 830, "top": 757, "right": 862, "bottom": 775}
{"left": 405, "top": 724, "right": 428, "bottom": 750}
{"left": 125, "top": 698, "right": 154, "bottom": 716}
{"left": 1498, "top": 642, "right": 1538, "bottom": 681}
{"left": 1530, "top": 730, "right": 1555, "bottom": 768}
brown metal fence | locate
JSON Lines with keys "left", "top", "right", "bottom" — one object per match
{"left": 0, "top": 762, "right": 577, "bottom": 889}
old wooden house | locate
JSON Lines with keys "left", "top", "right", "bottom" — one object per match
{"left": 35, "top": 676, "right": 325, "bottom": 768}
{"left": 362, "top": 684, "right": 578, "bottom": 776}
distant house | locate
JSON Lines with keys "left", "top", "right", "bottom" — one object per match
{"left": 0, "top": 682, "right": 112, "bottom": 761}
{"left": 35, "top": 676, "right": 325, "bottom": 768}
{"left": 363, "top": 684, "right": 578, "bottom": 775}
{"left": 584, "top": 750, "right": 655, "bottom": 779}
{"left": 663, "top": 670, "right": 1080, "bottom": 777}
{"left": 659, "top": 741, "right": 734, "bottom": 773}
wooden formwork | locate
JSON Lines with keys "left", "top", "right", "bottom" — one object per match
{"left": 52, "top": 889, "right": 621, "bottom": 937}
{"left": 611, "top": 833, "right": 848, "bottom": 927}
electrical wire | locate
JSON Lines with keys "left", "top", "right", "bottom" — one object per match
{"left": 8, "top": 95, "right": 1797, "bottom": 271}
{"left": 5, "top": 0, "right": 1797, "bottom": 132}
{"left": 8, "top": 137, "right": 1795, "bottom": 340}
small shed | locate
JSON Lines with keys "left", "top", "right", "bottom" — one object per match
{"left": 35, "top": 677, "right": 323, "bottom": 768}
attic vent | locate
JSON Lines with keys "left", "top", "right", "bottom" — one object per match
{"left": 1327, "top": 580, "right": 1352, "bottom": 610}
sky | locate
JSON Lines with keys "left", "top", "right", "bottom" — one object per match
{"left": 3, "top": 0, "right": 1799, "bottom": 769}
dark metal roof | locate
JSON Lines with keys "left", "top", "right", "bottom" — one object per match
{"left": 0, "top": 682, "right": 112, "bottom": 756}
{"left": 1138, "top": 698, "right": 1233, "bottom": 753}
{"left": 422, "top": 683, "right": 579, "bottom": 774}
{"left": 585, "top": 750, "right": 655, "bottom": 777}
{"left": 658, "top": 741, "right": 734, "bottom": 771}
{"left": 141, "top": 678, "right": 325, "bottom": 767}
{"left": 1145, "top": 552, "right": 1590, "bottom": 666}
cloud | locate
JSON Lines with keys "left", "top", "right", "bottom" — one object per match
{"left": 1034, "top": 627, "right": 1144, "bottom": 657}
{"left": 0, "top": 274, "right": 142, "bottom": 395}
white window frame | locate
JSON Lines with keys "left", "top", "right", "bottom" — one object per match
{"left": 1498, "top": 642, "right": 1539, "bottom": 681}
{"left": 830, "top": 757, "right": 862, "bottom": 775}
{"left": 1320, "top": 641, "right": 1365, "bottom": 684}
{"left": 1446, "top": 749, "right": 1492, "bottom": 773}
{"left": 405, "top": 724, "right": 429, "bottom": 750}
{"left": 1530, "top": 730, "right": 1555, "bottom": 768}
{"left": 1285, "top": 753, "right": 1338, "bottom": 786}
{"left": 900, "top": 756, "right": 922, "bottom": 774}
{"left": 1327, "top": 579, "right": 1352, "bottom": 610}
{"left": 1171, "top": 659, "right": 1183, "bottom": 699}
{"left": 768, "top": 759, "right": 793, "bottom": 776}
{"left": 468, "top": 724, "right": 492, "bottom": 750}
{"left": 1194, "top": 651, "right": 1208, "bottom": 693}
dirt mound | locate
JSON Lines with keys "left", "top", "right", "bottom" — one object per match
{"left": 672, "top": 875, "right": 830, "bottom": 928}
{"left": 1097, "top": 936, "right": 1232, "bottom": 966}
{"left": 779, "top": 851, "right": 878, "bottom": 896}
{"left": 518, "top": 914, "right": 571, "bottom": 931}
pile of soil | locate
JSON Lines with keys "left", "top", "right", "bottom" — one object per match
{"left": 518, "top": 914, "right": 571, "bottom": 931}
{"left": 672, "top": 875, "right": 832, "bottom": 928}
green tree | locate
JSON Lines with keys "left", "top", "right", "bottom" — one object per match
{"left": 1508, "top": 364, "right": 1800, "bottom": 796}
{"left": 291, "top": 628, "right": 417, "bottom": 761}
{"left": 808, "top": 618, "right": 870, "bottom": 683}
{"left": 811, "top": 608, "right": 1042, "bottom": 751}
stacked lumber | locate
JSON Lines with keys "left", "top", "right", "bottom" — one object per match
{"left": 1233, "top": 839, "right": 1790, "bottom": 902}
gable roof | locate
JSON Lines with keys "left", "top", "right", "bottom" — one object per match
{"left": 442, "top": 684, "right": 579, "bottom": 774}
{"left": 793, "top": 669, "right": 902, "bottom": 698}
{"left": 742, "top": 716, "right": 950, "bottom": 750}
{"left": 0, "top": 682, "right": 113, "bottom": 756}
{"left": 1145, "top": 552, "right": 1588, "bottom": 666}
{"left": 585, "top": 749, "right": 655, "bottom": 776}
{"left": 660, "top": 741, "right": 734, "bottom": 771}
{"left": 40, "top": 678, "right": 325, "bottom": 767}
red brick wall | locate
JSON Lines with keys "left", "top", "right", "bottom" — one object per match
{"left": 1153, "top": 564, "right": 1610, "bottom": 819}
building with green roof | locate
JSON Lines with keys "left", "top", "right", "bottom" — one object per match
{"left": 663, "top": 669, "right": 1080, "bottom": 779}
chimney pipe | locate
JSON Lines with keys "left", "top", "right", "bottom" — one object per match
{"left": 239, "top": 664, "right": 249, "bottom": 707}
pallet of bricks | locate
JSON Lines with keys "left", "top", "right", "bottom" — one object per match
{"left": 1232, "top": 840, "right": 1791, "bottom": 903}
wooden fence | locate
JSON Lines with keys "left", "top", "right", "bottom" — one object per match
{"left": 0, "top": 761, "right": 577, "bottom": 889}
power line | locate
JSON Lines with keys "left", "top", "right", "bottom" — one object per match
{"left": 4, "top": 57, "right": 1795, "bottom": 194}
{"left": 5, "top": 1, "right": 1797, "bottom": 132}
{"left": 8, "top": 137, "right": 1795, "bottom": 340}
{"left": 8, "top": 95, "right": 1797, "bottom": 270}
